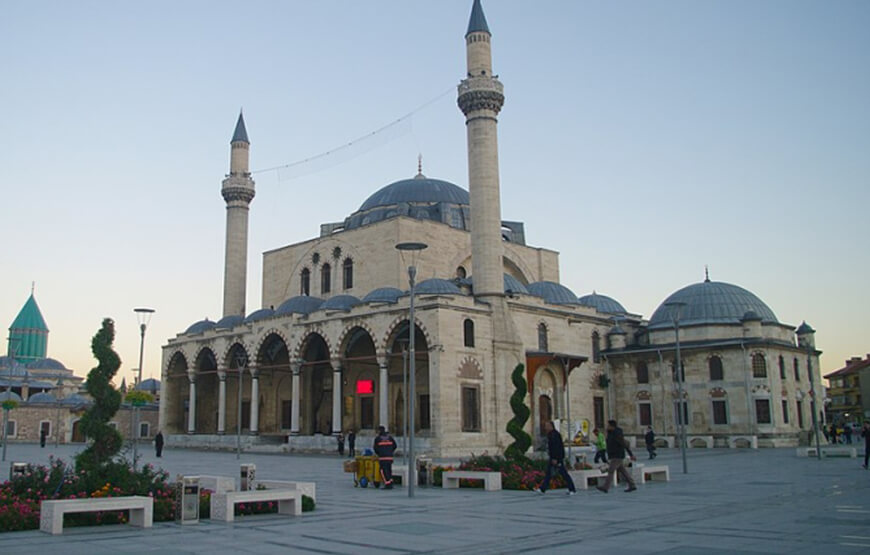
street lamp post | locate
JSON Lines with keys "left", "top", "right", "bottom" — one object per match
{"left": 398, "top": 338, "right": 409, "bottom": 467}
{"left": 396, "top": 241, "right": 427, "bottom": 499}
{"left": 2, "top": 338, "right": 21, "bottom": 462}
{"left": 665, "top": 301, "right": 688, "bottom": 474}
{"left": 133, "top": 308, "right": 155, "bottom": 471}
{"left": 235, "top": 351, "right": 247, "bottom": 460}
{"left": 54, "top": 375, "right": 63, "bottom": 448}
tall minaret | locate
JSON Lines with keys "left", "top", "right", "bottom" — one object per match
{"left": 458, "top": 0, "right": 505, "bottom": 297}
{"left": 221, "top": 112, "right": 255, "bottom": 317}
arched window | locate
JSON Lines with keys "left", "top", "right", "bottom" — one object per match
{"left": 300, "top": 268, "right": 310, "bottom": 296}
{"left": 456, "top": 266, "right": 467, "bottom": 279}
{"left": 342, "top": 258, "right": 354, "bottom": 290}
{"left": 463, "top": 319, "right": 475, "bottom": 348}
{"left": 778, "top": 355, "right": 786, "bottom": 379}
{"left": 751, "top": 353, "right": 767, "bottom": 378}
{"left": 709, "top": 356, "right": 724, "bottom": 381}
{"left": 321, "top": 263, "right": 331, "bottom": 295}
{"left": 793, "top": 358, "right": 800, "bottom": 381}
{"left": 592, "top": 331, "right": 601, "bottom": 363}
{"left": 537, "top": 323, "right": 548, "bottom": 352}
{"left": 636, "top": 361, "right": 649, "bottom": 384}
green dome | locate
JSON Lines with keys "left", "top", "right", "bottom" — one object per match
{"left": 8, "top": 294, "right": 48, "bottom": 362}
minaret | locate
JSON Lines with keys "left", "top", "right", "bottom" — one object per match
{"left": 458, "top": 0, "right": 505, "bottom": 297}
{"left": 221, "top": 112, "right": 255, "bottom": 317}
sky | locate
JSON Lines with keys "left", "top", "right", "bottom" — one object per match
{"left": 1, "top": 0, "right": 868, "bottom": 383}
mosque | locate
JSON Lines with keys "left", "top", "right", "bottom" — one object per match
{"left": 159, "top": 0, "right": 823, "bottom": 454}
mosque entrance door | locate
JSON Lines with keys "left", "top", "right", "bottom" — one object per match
{"left": 539, "top": 395, "right": 553, "bottom": 435}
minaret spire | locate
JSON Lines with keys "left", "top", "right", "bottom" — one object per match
{"left": 221, "top": 112, "right": 256, "bottom": 317}
{"left": 458, "top": 0, "right": 505, "bottom": 297}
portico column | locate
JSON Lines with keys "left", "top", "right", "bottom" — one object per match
{"left": 378, "top": 354, "right": 389, "bottom": 429}
{"left": 332, "top": 360, "right": 342, "bottom": 436}
{"left": 290, "top": 361, "right": 301, "bottom": 435}
{"left": 187, "top": 373, "right": 196, "bottom": 434}
{"left": 217, "top": 369, "right": 227, "bottom": 435}
{"left": 249, "top": 367, "right": 260, "bottom": 435}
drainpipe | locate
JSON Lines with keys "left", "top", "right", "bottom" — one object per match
{"left": 657, "top": 349, "right": 667, "bottom": 436}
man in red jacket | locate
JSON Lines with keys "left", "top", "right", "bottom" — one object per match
{"left": 374, "top": 426, "right": 397, "bottom": 489}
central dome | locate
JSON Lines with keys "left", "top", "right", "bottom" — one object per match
{"left": 344, "top": 171, "right": 470, "bottom": 232}
{"left": 648, "top": 280, "right": 778, "bottom": 329}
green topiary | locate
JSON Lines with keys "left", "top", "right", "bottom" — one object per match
{"left": 504, "top": 363, "right": 532, "bottom": 459}
{"left": 75, "top": 318, "right": 124, "bottom": 472}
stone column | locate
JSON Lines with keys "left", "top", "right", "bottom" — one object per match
{"left": 291, "top": 361, "right": 301, "bottom": 435}
{"left": 187, "top": 373, "right": 196, "bottom": 434}
{"left": 332, "top": 361, "right": 342, "bottom": 436}
{"left": 217, "top": 369, "right": 227, "bottom": 435}
{"left": 378, "top": 354, "right": 389, "bottom": 429}
{"left": 249, "top": 367, "right": 260, "bottom": 435}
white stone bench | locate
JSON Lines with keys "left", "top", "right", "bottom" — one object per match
{"left": 391, "top": 465, "right": 409, "bottom": 487}
{"left": 797, "top": 446, "right": 857, "bottom": 458}
{"left": 641, "top": 465, "right": 670, "bottom": 482}
{"left": 568, "top": 468, "right": 617, "bottom": 490}
{"left": 653, "top": 436, "right": 675, "bottom": 448}
{"left": 689, "top": 435, "right": 714, "bottom": 449}
{"left": 442, "top": 471, "right": 502, "bottom": 491}
{"left": 210, "top": 489, "right": 302, "bottom": 522}
{"left": 728, "top": 435, "right": 758, "bottom": 449}
{"left": 255, "top": 479, "right": 317, "bottom": 501}
{"left": 40, "top": 496, "right": 153, "bottom": 535}
{"left": 200, "top": 475, "right": 236, "bottom": 494}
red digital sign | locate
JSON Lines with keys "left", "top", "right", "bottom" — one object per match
{"left": 356, "top": 379, "right": 374, "bottom": 394}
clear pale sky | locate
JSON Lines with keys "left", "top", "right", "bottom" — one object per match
{"left": 2, "top": 1, "right": 868, "bottom": 383}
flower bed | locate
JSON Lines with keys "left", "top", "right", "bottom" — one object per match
{"left": 431, "top": 454, "right": 590, "bottom": 491}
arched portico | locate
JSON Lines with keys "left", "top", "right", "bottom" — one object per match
{"left": 164, "top": 351, "right": 189, "bottom": 434}
{"left": 299, "top": 332, "right": 333, "bottom": 435}
{"left": 255, "top": 333, "right": 291, "bottom": 435}
{"left": 193, "top": 347, "right": 218, "bottom": 434}
{"left": 340, "top": 326, "right": 379, "bottom": 434}
{"left": 385, "top": 320, "right": 431, "bottom": 436}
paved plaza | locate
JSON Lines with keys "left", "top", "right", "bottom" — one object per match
{"left": 0, "top": 443, "right": 868, "bottom": 554}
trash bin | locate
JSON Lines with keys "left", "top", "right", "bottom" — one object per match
{"left": 175, "top": 475, "right": 200, "bottom": 525}
{"left": 354, "top": 455, "right": 380, "bottom": 488}
{"left": 9, "top": 462, "right": 28, "bottom": 481}
{"left": 417, "top": 457, "right": 432, "bottom": 486}
{"left": 240, "top": 463, "right": 256, "bottom": 491}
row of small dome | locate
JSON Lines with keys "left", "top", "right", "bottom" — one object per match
{"left": 0, "top": 391, "right": 91, "bottom": 405}
{"left": 184, "top": 276, "right": 628, "bottom": 334}
{"left": 0, "top": 356, "right": 68, "bottom": 373}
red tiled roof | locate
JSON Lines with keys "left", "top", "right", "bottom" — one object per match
{"left": 824, "top": 355, "right": 870, "bottom": 379}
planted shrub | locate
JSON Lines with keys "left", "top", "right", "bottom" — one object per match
{"left": 505, "top": 363, "right": 532, "bottom": 459}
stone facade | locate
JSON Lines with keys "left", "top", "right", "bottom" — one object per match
{"left": 4, "top": 402, "right": 158, "bottom": 444}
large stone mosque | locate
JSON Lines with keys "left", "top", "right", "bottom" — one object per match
{"left": 159, "top": 1, "right": 823, "bottom": 455}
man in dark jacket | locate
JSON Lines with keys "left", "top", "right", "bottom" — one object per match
{"left": 534, "top": 420, "right": 577, "bottom": 495}
{"left": 597, "top": 419, "right": 637, "bottom": 493}
{"left": 154, "top": 430, "right": 164, "bottom": 458}
{"left": 373, "top": 426, "right": 397, "bottom": 489}
{"left": 861, "top": 421, "right": 870, "bottom": 470}
{"left": 347, "top": 429, "right": 356, "bottom": 458}
{"left": 644, "top": 426, "right": 657, "bottom": 459}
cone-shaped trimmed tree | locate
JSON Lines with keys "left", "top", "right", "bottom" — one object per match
{"left": 505, "top": 363, "right": 532, "bottom": 459}
{"left": 75, "top": 318, "right": 123, "bottom": 472}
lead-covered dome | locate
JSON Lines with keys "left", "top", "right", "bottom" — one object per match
{"left": 527, "top": 281, "right": 581, "bottom": 305}
{"left": 648, "top": 280, "right": 778, "bottom": 329}
{"left": 321, "top": 295, "right": 362, "bottom": 312}
{"left": 185, "top": 319, "right": 216, "bottom": 335}
{"left": 276, "top": 296, "right": 324, "bottom": 316}
{"left": 579, "top": 292, "right": 627, "bottom": 315}
{"left": 344, "top": 171, "right": 470, "bottom": 231}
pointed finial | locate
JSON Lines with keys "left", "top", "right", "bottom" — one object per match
{"left": 704, "top": 265, "right": 710, "bottom": 283}
{"left": 231, "top": 110, "right": 249, "bottom": 144}
{"left": 418, "top": 154, "right": 423, "bottom": 175}
{"left": 31, "top": 281, "right": 35, "bottom": 295}
{"left": 466, "top": 0, "right": 491, "bottom": 36}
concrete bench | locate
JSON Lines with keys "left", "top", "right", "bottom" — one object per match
{"left": 40, "top": 496, "right": 153, "bottom": 535}
{"left": 689, "top": 435, "right": 713, "bottom": 449}
{"left": 568, "top": 468, "right": 620, "bottom": 490}
{"left": 641, "top": 465, "right": 670, "bottom": 482}
{"left": 200, "top": 475, "right": 236, "bottom": 494}
{"left": 442, "top": 471, "right": 502, "bottom": 491}
{"left": 728, "top": 435, "right": 758, "bottom": 449}
{"left": 797, "top": 446, "right": 857, "bottom": 458}
{"left": 391, "top": 465, "right": 409, "bottom": 487}
{"left": 210, "top": 489, "right": 302, "bottom": 522}
{"left": 254, "top": 479, "right": 317, "bottom": 501}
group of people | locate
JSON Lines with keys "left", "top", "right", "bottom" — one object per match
{"left": 534, "top": 419, "right": 638, "bottom": 495}
{"left": 827, "top": 422, "right": 862, "bottom": 445}
{"left": 336, "top": 430, "right": 357, "bottom": 457}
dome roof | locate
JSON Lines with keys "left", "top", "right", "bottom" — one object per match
{"left": 137, "top": 378, "right": 161, "bottom": 392}
{"left": 464, "top": 274, "right": 530, "bottom": 295}
{"left": 0, "top": 391, "right": 22, "bottom": 402}
{"left": 578, "top": 292, "right": 627, "bottom": 315}
{"left": 184, "top": 319, "right": 216, "bottom": 335}
{"left": 363, "top": 287, "right": 405, "bottom": 304}
{"left": 321, "top": 295, "right": 362, "bottom": 311}
{"left": 25, "top": 358, "right": 67, "bottom": 371}
{"left": 61, "top": 393, "right": 92, "bottom": 406}
{"left": 359, "top": 175, "right": 469, "bottom": 211}
{"left": 244, "top": 308, "right": 275, "bottom": 323}
{"left": 796, "top": 321, "right": 815, "bottom": 335}
{"left": 527, "top": 281, "right": 581, "bottom": 305}
{"left": 276, "top": 296, "right": 324, "bottom": 316}
{"left": 417, "top": 278, "right": 463, "bottom": 296}
{"left": 648, "top": 280, "right": 779, "bottom": 329}
{"left": 27, "top": 392, "right": 56, "bottom": 404}
{"left": 216, "top": 314, "right": 245, "bottom": 329}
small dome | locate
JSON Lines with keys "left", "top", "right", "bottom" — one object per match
{"left": 741, "top": 310, "right": 762, "bottom": 322}
{"left": 276, "top": 296, "right": 324, "bottom": 316}
{"left": 61, "top": 393, "right": 91, "bottom": 406}
{"left": 503, "top": 274, "right": 530, "bottom": 296}
{"left": 0, "top": 391, "right": 22, "bottom": 402}
{"left": 527, "top": 281, "right": 581, "bottom": 305}
{"left": 185, "top": 319, "right": 216, "bottom": 335}
{"left": 216, "top": 314, "right": 245, "bottom": 329}
{"left": 26, "top": 392, "right": 56, "bottom": 404}
{"left": 416, "top": 278, "right": 463, "bottom": 296}
{"left": 363, "top": 287, "right": 405, "bottom": 304}
{"left": 25, "top": 358, "right": 67, "bottom": 371}
{"left": 136, "top": 378, "right": 161, "bottom": 392}
{"left": 648, "top": 280, "right": 778, "bottom": 329}
{"left": 796, "top": 321, "right": 815, "bottom": 335}
{"left": 321, "top": 295, "right": 362, "bottom": 311}
{"left": 244, "top": 308, "right": 275, "bottom": 323}
{"left": 578, "top": 292, "right": 627, "bottom": 315}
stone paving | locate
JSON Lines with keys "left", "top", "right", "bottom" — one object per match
{"left": 1, "top": 442, "right": 868, "bottom": 554}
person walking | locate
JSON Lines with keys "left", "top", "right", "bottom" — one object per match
{"left": 534, "top": 421, "right": 577, "bottom": 496}
{"left": 348, "top": 429, "right": 356, "bottom": 458}
{"left": 597, "top": 419, "right": 637, "bottom": 493}
{"left": 830, "top": 424, "right": 838, "bottom": 445}
{"left": 861, "top": 421, "right": 870, "bottom": 470}
{"left": 844, "top": 424, "right": 853, "bottom": 445}
{"left": 644, "top": 426, "right": 657, "bottom": 459}
{"left": 154, "top": 430, "right": 164, "bottom": 458}
{"left": 593, "top": 428, "right": 608, "bottom": 464}
{"left": 337, "top": 432, "right": 345, "bottom": 456}
{"left": 373, "top": 426, "right": 397, "bottom": 489}
{"left": 40, "top": 428, "right": 47, "bottom": 448}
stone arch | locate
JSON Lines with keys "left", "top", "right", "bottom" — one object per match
{"left": 280, "top": 239, "right": 369, "bottom": 301}
{"left": 337, "top": 321, "right": 379, "bottom": 355}
{"left": 710, "top": 387, "right": 727, "bottom": 398}
{"left": 636, "top": 390, "right": 652, "bottom": 401}
{"left": 221, "top": 341, "right": 252, "bottom": 368}
{"left": 458, "top": 357, "right": 483, "bottom": 379}
{"left": 382, "top": 316, "right": 432, "bottom": 351}
{"left": 751, "top": 384, "right": 771, "bottom": 395}
{"left": 253, "top": 328, "right": 292, "bottom": 362}
{"left": 165, "top": 350, "right": 188, "bottom": 375}
{"left": 294, "top": 329, "right": 333, "bottom": 361}
{"left": 193, "top": 346, "right": 218, "bottom": 373}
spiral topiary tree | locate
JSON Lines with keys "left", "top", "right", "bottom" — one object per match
{"left": 75, "top": 318, "right": 124, "bottom": 472}
{"left": 505, "top": 363, "right": 532, "bottom": 459}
